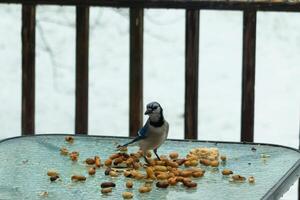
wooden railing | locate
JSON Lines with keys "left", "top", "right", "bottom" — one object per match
{"left": 1, "top": 0, "right": 300, "bottom": 141}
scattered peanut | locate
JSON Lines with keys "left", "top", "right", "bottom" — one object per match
{"left": 113, "top": 157, "right": 123, "bottom": 166}
{"left": 60, "top": 147, "right": 68, "bottom": 155}
{"left": 88, "top": 167, "right": 96, "bottom": 175}
{"left": 71, "top": 175, "right": 86, "bottom": 182}
{"left": 65, "top": 136, "right": 74, "bottom": 143}
{"left": 123, "top": 170, "right": 132, "bottom": 177}
{"left": 189, "top": 160, "right": 199, "bottom": 167}
{"left": 156, "top": 181, "right": 169, "bottom": 188}
{"left": 183, "top": 180, "right": 197, "bottom": 188}
{"left": 168, "top": 177, "right": 177, "bottom": 185}
{"left": 157, "top": 173, "right": 169, "bottom": 180}
{"left": 69, "top": 151, "right": 79, "bottom": 161}
{"left": 192, "top": 171, "right": 204, "bottom": 178}
{"left": 146, "top": 167, "right": 156, "bottom": 179}
{"left": 86, "top": 158, "right": 95, "bottom": 165}
{"left": 118, "top": 146, "right": 128, "bottom": 152}
{"left": 169, "top": 152, "right": 179, "bottom": 160}
{"left": 139, "top": 186, "right": 152, "bottom": 193}
{"left": 95, "top": 156, "right": 101, "bottom": 168}
{"left": 176, "top": 159, "right": 186, "bottom": 166}
{"left": 47, "top": 170, "right": 59, "bottom": 177}
{"left": 154, "top": 165, "right": 168, "bottom": 172}
{"left": 101, "top": 188, "right": 112, "bottom": 194}
{"left": 180, "top": 170, "right": 193, "bottom": 177}
{"left": 200, "top": 159, "right": 211, "bottom": 166}
{"left": 231, "top": 174, "right": 246, "bottom": 182}
{"left": 210, "top": 160, "right": 219, "bottom": 167}
{"left": 126, "top": 180, "right": 133, "bottom": 188}
{"left": 220, "top": 155, "right": 227, "bottom": 161}
{"left": 101, "top": 182, "right": 116, "bottom": 188}
{"left": 105, "top": 159, "right": 112, "bottom": 166}
{"left": 122, "top": 192, "right": 133, "bottom": 199}
{"left": 222, "top": 169, "right": 233, "bottom": 175}
{"left": 248, "top": 176, "right": 255, "bottom": 183}
{"left": 109, "top": 170, "right": 118, "bottom": 177}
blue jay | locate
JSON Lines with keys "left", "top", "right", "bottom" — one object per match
{"left": 119, "top": 102, "right": 169, "bottom": 162}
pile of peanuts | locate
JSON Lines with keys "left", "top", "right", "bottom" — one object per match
{"left": 46, "top": 136, "right": 255, "bottom": 199}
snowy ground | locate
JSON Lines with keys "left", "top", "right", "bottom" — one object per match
{"left": 0, "top": 5, "right": 299, "bottom": 199}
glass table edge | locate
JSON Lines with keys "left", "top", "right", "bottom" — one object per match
{"left": 1, "top": 133, "right": 300, "bottom": 199}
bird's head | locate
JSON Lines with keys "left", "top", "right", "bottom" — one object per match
{"left": 144, "top": 102, "right": 163, "bottom": 123}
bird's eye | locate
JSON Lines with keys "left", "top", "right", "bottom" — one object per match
{"left": 153, "top": 106, "right": 158, "bottom": 109}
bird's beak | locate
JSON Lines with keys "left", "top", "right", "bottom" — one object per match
{"left": 144, "top": 109, "right": 152, "bottom": 115}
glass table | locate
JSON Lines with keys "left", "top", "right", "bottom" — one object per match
{"left": 0, "top": 134, "right": 299, "bottom": 200}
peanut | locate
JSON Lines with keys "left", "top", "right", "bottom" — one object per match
{"left": 65, "top": 136, "right": 74, "bottom": 143}
{"left": 169, "top": 152, "right": 179, "bottom": 160}
{"left": 104, "top": 159, "right": 112, "bottom": 166}
{"left": 122, "top": 192, "right": 133, "bottom": 199}
{"left": 192, "top": 171, "right": 204, "bottom": 178}
{"left": 190, "top": 160, "right": 199, "bottom": 167}
{"left": 210, "top": 160, "right": 219, "bottom": 167}
{"left": 71, "top": 175, "right": 86, "bottom": 182}
{"left": 69, "top": 151, "right": 79, "bottom": 161}
{"left": 110, "top": 153, "right": 120, "bottom": 160}
{"left": 126, "top": 180, "right": 133, "bottom": 188}
{"left": 156, "top": 181, "right": 169, "bottom": 188}
{"left": 88, "top": 167, "right": 96, "bottom": 175}
{"left": 95, "top": 156, "right": 101, "bottom": 168}
{"left": 222, "top": 169, "right": 233, "bottom": 175}
{"left": 176, "top": 159, "right": 187, "bottom": 166}
{"left": 220, "top": 155, "right": 227, "bottom": 161}
{"left": 200, "top": 159, "right": 211, "bottom": 166}
{"left": 154, "top": 165, "right": 168, "bottom": 172}
{"left": 47, "top": 170, "right": 59, "bottom": 177}
{"left": 138, "top": 186, "right": 151, "bottom": 193}
{"left": 109, "top": 170, "right": 118, "bottom": 177}
{"left": 180, "top": 170, "right": 193, "bottom": 177}
{"left": 166, "top": 160, "right": 179, "bottom": 168}
{"left": 183, "top": 181, "right": 197, "bottom": 188}
{"left": 248, "top": 176, "right": 255, "bottom": 183}
{"left": 146, "top": 167, "right": 156, "bottom": 179}
{"left": 101, "top": 188, "right": 112, "bottom": 194}
{"left": 157, "top": 173, "right": 169, "bottom": 180}
{"left": 60, "top": 147, "right": 68, "bottom": 155}
{"left": 232, "top": 174, "right": 246, "bottom": 182}
{"left": 168, "top": 177, "right": 177, "bottom": 185}
{"left": 86, "top": 158, "right": 95, "bottom": 165}
{"left": 113, "top": 157, "right": 124, "bottom": 166}
{"left": 123, "top": 170, "right": 132, "bottom": 177}
{"left": 101, "top": 182, "right": 116, "bottom": 188}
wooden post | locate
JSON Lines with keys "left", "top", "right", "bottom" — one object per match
{"left": 129, "top": 8, "right": 144, "bottom": 137}
{"left": 75, "top": 6, "right": 89, "bottom": 134}
{"left": 241, "top": 10, "right": 256, "bottom": 142}
{"left": 184, "top": 9, "right": 200, "bottom": 140}
{"left": 22, "top": 5, "right": 36, "bottom": 135}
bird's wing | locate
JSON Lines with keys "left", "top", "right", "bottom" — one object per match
{"left": 137, "top": 121, "right": 149, "bottom": 138}
{"left": 121, "top": 121, "right": 149, "bottom": 147}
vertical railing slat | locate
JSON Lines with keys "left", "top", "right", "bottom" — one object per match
{"left": 184, "top": 9, "right": 200, "bottom": 140}
{"left": 75, "top": 6, "right": 89, "bottom": 135}
{"left": 129, "top": 8, "right": 144, "bottom": 137}
{"left": 22, "top": 5, "right": 36, "bottom": 135}
{"left": 241, "top": 10, "right": 256, "bottom": 142}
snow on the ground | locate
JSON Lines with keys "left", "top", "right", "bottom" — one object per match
{"left": 0, "top": 5, "right": 299, "bottom": 199}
